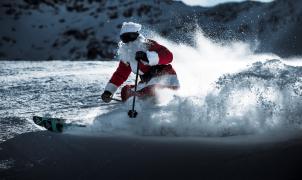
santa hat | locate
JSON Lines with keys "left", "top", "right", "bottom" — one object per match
{"left": 120, "top": 22, "right": 142, "bottom": 35}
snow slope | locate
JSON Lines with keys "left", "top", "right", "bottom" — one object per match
{"left": 0, "top": 24, "right": 302, "bottom": 179}
{"left": 1, "top": 32, "right": 302, "bottom": 142}
{"left": 0, "top": 0, "right": 301, "bottom": 60}
{"left": 1, "top": 130, "right": 302, "bottom": 179}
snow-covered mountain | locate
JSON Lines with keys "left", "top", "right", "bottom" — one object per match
{"left": 0, "top": 0, "right": 301, "bottom": 60}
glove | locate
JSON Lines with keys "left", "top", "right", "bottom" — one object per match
{"left": 135, "top": 51, "right": 148, "bottom": 63}
{"left": 101, "top": 90, "right": 112, "bottom": 103}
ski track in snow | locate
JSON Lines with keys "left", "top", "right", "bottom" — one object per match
{"left": 0, "top": 61, "right": 124, "bottom": 142}
{"left": 1, "top": 33, "right": 302, "bottom": 142}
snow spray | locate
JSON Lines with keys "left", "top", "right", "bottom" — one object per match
{"left": 80, "top": 30, "right": 302, "bottom": 137}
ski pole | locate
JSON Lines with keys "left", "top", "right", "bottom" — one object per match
{"left": 128, "top": 61, "right": 139, "bottom": 118}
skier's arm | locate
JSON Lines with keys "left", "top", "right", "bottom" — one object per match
{"left": 104, "top": 61, "right": 131, "bottom": 94}
{"left": 146, "top": 40, "right": 173, "bottom": 66}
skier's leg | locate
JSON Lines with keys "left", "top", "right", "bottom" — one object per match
{"left": 121, "top": 81, "right": 179, "bottom": 102}
{"left": 136, "top": 84, "right": 179, "bottom": 99}
{"left": 121, "top": 85, "right": 135, "bottom": 102}
{"left": 137, "top": 85, "right": 156, "bottom": 98}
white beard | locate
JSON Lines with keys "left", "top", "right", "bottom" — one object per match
{"left": 117, "top": 35, "right": 147, "bottom": 74}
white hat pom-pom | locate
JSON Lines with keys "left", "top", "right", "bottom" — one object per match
{"left": 120, "top": 22, "right": 142, "bottom": 35}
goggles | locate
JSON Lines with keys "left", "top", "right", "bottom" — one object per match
{"left": 120, "top": 32, "right": 139, "bottom": 43}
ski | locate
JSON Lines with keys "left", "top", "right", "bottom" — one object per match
{"left": 33, "top": 116, "right": 86, "bottom": 133}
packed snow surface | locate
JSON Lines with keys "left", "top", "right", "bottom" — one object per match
{"left": 1, "top": 32, "right": 302, "bottom": 141}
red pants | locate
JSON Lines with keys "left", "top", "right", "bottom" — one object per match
{"left": 121, "top": 84, "right": 155, "bottom": 102}
{"left": 121, "top": 64, "right": 180, "bottom": 102}
{"left": 121, "top": 84, "right": 179, "bottom": 102}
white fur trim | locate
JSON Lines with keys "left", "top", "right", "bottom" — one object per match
{"left": 105, "top": 83, "right": 118, "bottom": 94}
{"left": 120, "top": 22, "right": 141, "bottom": 35}
{"left": 146, "top": 51, "right": 159, "bottom": 66}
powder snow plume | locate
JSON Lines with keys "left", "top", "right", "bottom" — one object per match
{"left": 71, "top": 30, "right": 302, "bottom": 137}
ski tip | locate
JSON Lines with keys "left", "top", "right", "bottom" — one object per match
{"left": 33, "top": 116, "right": 42, "bottom": 125}
{"left": 32, "top": 116, "right": 65, "bottom": 133}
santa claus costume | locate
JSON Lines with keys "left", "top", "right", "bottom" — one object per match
{"left": 104, "top": 22, "right": 180, "bottom": 102}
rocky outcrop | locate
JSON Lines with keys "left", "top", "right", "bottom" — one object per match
{"left": 0, "top": 0, "right": 301, "bottom": 60}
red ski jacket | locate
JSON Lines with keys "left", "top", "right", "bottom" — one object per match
{"left": 105, "top": 39, "right": 179, "bottom": 96}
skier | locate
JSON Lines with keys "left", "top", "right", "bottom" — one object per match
{"left": 101, "top": 22, "right": 180, "bottom": 103}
